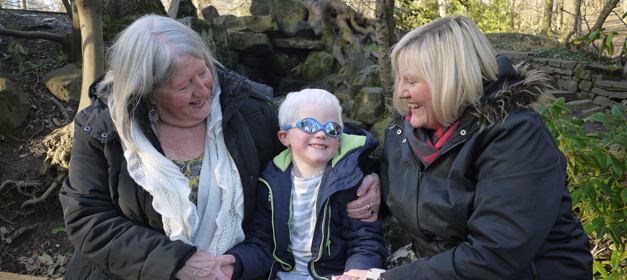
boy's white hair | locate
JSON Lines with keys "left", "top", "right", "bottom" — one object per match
{"left": 278, "top": 89, "right": 343, "bottom": 129}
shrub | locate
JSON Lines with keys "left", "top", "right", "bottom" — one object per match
{"left": 540, "top": 98, "right": 627, "bottom": 279}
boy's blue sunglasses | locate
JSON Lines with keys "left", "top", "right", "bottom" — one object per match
{"left": 283, "top": 118, "right": 343, "bottom": 137}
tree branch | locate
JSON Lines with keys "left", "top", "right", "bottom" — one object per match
{"left": 0, "top": 28, "right": 68, "bottom": 47}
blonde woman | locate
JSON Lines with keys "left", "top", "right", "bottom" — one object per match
{"left": 338, "top": 16, "right": 592, "bottom": 280}
{"left": 59, "top": 14, "right": 381, "bottom": 280}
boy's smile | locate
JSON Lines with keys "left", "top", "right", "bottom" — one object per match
{"left": 278, "top": 104, "right": 341, "bottom": 178}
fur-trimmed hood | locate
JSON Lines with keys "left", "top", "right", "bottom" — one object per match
{"left": 472, "top": 55, "right": 554, "bottom": 127}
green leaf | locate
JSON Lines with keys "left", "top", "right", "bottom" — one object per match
{"left": 571, "top": 189, "right": 582, "bottom": 206}
{"left": 52, "top": 227, "right": 66, "bottom": 234}
{"left": 594, "top": 260, "right": 608, "bottom": 277}
{"left": 597, "top": 181, "right": 614, "bottom": 197}
{"left": 611, "top": 105, "right": 626, "bottom": 121}
{"left": 611, "top": 249, "right": 622, "bottom": 270}
{"left": 610, "top": 154, "right": 626, "bottom": 175}
{"left": 621, "top": 189, "right": 627, "bottom": 204}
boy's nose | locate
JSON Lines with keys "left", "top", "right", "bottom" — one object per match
{"left": 313, "top": 130, "right": 327, "bottom": 138}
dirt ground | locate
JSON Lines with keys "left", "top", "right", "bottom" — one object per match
{"left": 0, "top": 9, "right": 75, "bottom": 278}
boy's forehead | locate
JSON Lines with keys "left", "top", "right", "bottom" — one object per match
{"left": 293, "top": 102, "right": 340, "bottom": 123}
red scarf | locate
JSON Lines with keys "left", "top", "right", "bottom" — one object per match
{"left": 405, "top": 112, "right": 460, "bottom": 164}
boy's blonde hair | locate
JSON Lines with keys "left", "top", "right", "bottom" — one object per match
{"left": 391, "top": 15, "right": 499, "bottom": 126}
{"left": 278, "top": 89, "right": 343, "bottom": 129}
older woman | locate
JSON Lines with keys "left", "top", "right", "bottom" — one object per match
{"left": 59, "top": 14, "right": 380, "bottom": 280}
{"left": 341, "top": 16, "right": 592, "bottom": 280}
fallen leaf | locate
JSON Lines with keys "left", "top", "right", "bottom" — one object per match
{"left": 38, "top": 253, "right": 54, "bottom": 266}
{"left": 52, "top": 117, "right": 60, "bottom": 126}
{"left": 19, "top": 154, "right": 28, "bottom": 158}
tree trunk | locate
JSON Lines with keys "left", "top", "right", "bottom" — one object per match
{"left": 563, "top": 0, "right": 582, "bottom": 44}
{"left": 69, "top": 0, "right": 82, "bottom": 63}
{"left": 105, "top": 0, "right": 167, "bottom": 18}
{"left": 590, "top": 0, "right": 621, "bottom": 31}
{"left": 76, "top": 0, "right": 105, "bottom": 113}
{"left": 375, "top": 0, "right": 395, "bottom": 111}
{"left": 439, "top": 0, "right": 446, "bottom": 17}
{"left": 540, "top": 0, "right": 555, "bottom": 35}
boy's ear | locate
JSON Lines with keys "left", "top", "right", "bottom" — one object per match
{"left": 278, "top": 131, "right": 290, "bottom": 147}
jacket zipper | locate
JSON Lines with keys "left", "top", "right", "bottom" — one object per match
{"left": 258, "top": 178, "right": 294, "bottom": 277}
{"left": 310, "top": 199, "right": 331, "bottom": 280}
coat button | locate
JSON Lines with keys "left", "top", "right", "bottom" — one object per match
{"left": 460, "top": 129, "right": 467, "bottom": 136}
{"left": 396, "top": 129, "right": 402, "bottom": 135}
{"left": 234, "top": 80, "right": 239, "bottom": 84}
{"left": 249, "top": 175, "right": 254, "bottom": 180}
{"left": 101, "top": 133, "right": 109, "bottom": 138}
{"left": 402, "top": 138, "right": 407, "bottom": 143}
{"left": 83, "top": 126, "right": 92, "bottom": 132}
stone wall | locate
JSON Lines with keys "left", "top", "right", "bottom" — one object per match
{"left": 499, "top": 51, "right": 627, "bottom": 114}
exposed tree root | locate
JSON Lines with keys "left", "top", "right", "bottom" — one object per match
{"left": 0, "top": 180, "right": 43, "bottom": 193}
{"left": 21, "top": 168, "right": 68, "bottom": 208}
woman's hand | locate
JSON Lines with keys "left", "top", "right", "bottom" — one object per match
{"left": 332, "top": 269, "right": 369, "bottom": 280}
{"left": 175, "top": 251, "right": 235, "bottom": 280}
{"left": 346, "top": 173, "right": 381, "bottom": 222}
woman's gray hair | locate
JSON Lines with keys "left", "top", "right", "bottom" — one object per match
{"left": 97, "top": 14, "right": 220, "bottom": 152}
{"left": 278, "top": 88, "right": 343, "bottom": 129}
{"left": 391, "top": 15, "right": 499, "bottom": 126}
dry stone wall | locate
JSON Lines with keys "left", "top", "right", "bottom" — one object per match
{"left": 499, "top": 51, "right": 627, "bottom": 114}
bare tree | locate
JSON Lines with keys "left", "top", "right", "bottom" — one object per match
{"left": 540, "top": 0, "right": 555, "bottom": 35}
{"left": 75, "top": 0, "right": 104, "bottom": 112}
{"left": 563, "top": 0, "right": 582, "bottom": 44}
{"left": 590, "top": 0, "right": 621, "bottom": 31}
{"left": 375, "top": 0, "right": 395, "bottom": 109}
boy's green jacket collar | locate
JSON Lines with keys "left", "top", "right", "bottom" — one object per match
{"left": 273, "top": 134, "right": 367, "bottom": 172}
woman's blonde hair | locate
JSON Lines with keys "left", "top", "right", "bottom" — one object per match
{"left": 97, "top": 14, "right": 220, "bottom": 152}
{"left": 391, "top": 15, "right": 499, "bottom": 126}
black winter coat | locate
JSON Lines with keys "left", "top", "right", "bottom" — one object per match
{"left": 379, "top": 56, "right": 593, "bottom": 279}
{"left": 59, "top": 65, "right": 285, "bottom": 280}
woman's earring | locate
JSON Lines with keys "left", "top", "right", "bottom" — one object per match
{"left": 148, "top": 107, "right": 159, "bottom": 125}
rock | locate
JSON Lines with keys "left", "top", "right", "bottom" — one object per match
{"left": 201, "top": 6, "right": 220, "bottom": 22}
{"left": 243, "top": 15, "right": 278, "bottom": 33}
{"left": 249, "top": 0, "right": 308, "bottom": 34}
{"left": 594, "top": 80, "right": 627, "bottom": 91}
{"left": 341, "top": 115, "right": 370, "bottom": 130}
{"left": 563, "top": 80, "right": 578, "bottom": 92}
{"left": 168, "top": 0, "right": 197, "bottom": 19}
{"left": 581, "top": 106, "right": 605, "bottom": 117}
{"left": 565, "top": 99, "right": 595, "bottom": 110}
{"left": 269, "top": 52, "right": 300, "bottom": 77}
{"left": 593, "top": 96, "right": 610, "bottom": 108}
{"left": 277, "top": 77, "right": 309, "bottom": 94}
{"left": 349, "top": 65, "right": 381, "bottom": 97}
{"left": 0, "top": 73, "right": 31, "bottom": 128}
{"left": 285, "top": 19, "right": 314, "bottom": 38}
{"left": 578, "top": 80, "right": 593, "bottom": 91}
{"left": 337, "top": 51, "right": 374, "bottom": 85}
{"left": 228, "top": 30, "right": 273, "bottom": 54}
{"left": 576, "top": 91, "right": 594, "bottom": 100}
{"left": 497, "top": 51, "right": 531, "bottom": 63}
{"left": 214, "top": 15, "right": 247, "bottom": 31}
{"left": 179, "top": 17, "right": 235, "bottom": 69}
{"left": 369, "top": 114, "right": 393, "bottom": 157}
{"left": 42, "top": 63, "right": 82, "bottom": 105}
{"left": 300, "top": 51, "right": 335, "bottom": 82}
{"left": 561, "top": 61, "right": 580, "bottom": 70}
{"left": 271, "top": 38, "right": 324, "bottom": 50}
{"left": 348, "top": 87, "right": 385, "bottom": 125}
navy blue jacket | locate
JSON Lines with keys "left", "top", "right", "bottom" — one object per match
{"left": 227, "top": 131, "right": 387, "bottom": 280}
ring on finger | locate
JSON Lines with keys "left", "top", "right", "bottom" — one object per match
{"left": 367, "top": 203, "right": 373, "bottom": 215}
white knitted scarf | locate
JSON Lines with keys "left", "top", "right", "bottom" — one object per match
{"left": 122, "top": 86, "right": 245, "bottom": 256}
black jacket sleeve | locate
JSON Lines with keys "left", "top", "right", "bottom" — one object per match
{"left": 59, "top": 107, "right": 196, "bottom": 280}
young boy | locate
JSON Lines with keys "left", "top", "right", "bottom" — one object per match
{"left": 225, "top": 89, "right": 386, "bottom": 280}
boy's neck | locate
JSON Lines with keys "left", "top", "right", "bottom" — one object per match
{"left": 291, "top": 160, "right": 327, "bottom": 178}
